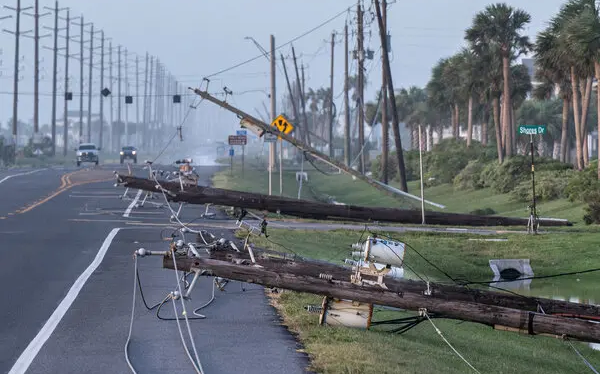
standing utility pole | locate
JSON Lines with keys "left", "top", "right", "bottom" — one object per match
{"left": 269, "top": 34, "right": 276, "bottom": 196}
{"left": 357, "top": 3, "right": 365, "bottom": 174}
{"left": 147, "top": 56, "right": 154, "bottom": 149}
{"left": 3, "top": 0, "right": 31, "bottom": 145}
{"left": 59, "top": 10, "right": 70, "bottom": 155}
{"left": 72, "top": 16, "right": 91, "bottom": 143}
{"left": 380, "top": 0, "right": 389, "bottom": 184}
{"left": 108, "top": 41, "right": 114, "bottom": 151}
{"left": 116, "top": 45, "right": 122, "bottom": 149}
{"left": 135, "top": 55, "right": 140, "bottom": 144}
{"left": 328, "top": 32, "right": 335, "bottom": 158}
{"left": 124, "top": 48, "right": 129, "bottom": 145}
{"left": 22, "top": 0, "right": 50, "bottom": 138}
{"left": 43, "top": 1, "right": 66, "bottom": 155}
{"left": 98, "top": 31, "right": 105, "bottom": 148}
{"left": 142, "top": 52, "right": 149, "bottom": 148}
{"left": 374, "top": 0, "right": 408, "bottom": 191}
{"left": 86, "top": 24, "right": 98, "bottom": 143}
{"left": 343, "top": 23, "right": 350, "bottom": 166}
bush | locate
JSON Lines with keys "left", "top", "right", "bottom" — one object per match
{"left": 453, "top": 160, "right": 486, "bottom": 190}
{"left": 583, "top": 190, "right": 600, "bottom": 224}
{"left": 469, "top": 207, "right": 496, "bottom": 215}
{"left": 370, "top": 150, "right": 420, "bottom": 182}
{"left": 510, "top": 170, "right": 573, "bottom": 203}
{"left": 480, "top": 156, "right": 570, "bottom": 194}
{"left": 423, "top": 138, "right": 496, "bottom": 185}
{"left": 565, "top": 160, "right": 600, "bottom": 202}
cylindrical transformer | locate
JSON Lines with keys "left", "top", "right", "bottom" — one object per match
{"left": 345, "top": 258, "right": 404, "bottom": 279}
{"left": 319, "top": 297, "right": 373, "bottom": 329}
{"left": 363, "top": 236, "right": 406, "bottom": 268}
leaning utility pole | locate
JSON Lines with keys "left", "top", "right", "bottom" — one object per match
{"left": 72, "top": 16, "right": 91, "bottom": 143}
{"left": 380, "top": 0, "right": 389, "bottom": 184}
{"left": 3, "top": 0, "right": 31, "bottom": 145}
{"left": 292, "top": 47, "right": 309, "bottom": 147}
{"left": 329, "top": 32, "right": 335, "bottom": 158}
{"left": 43, "top": 1, "right": 66, "bottom": 155}
{"left": 374, "top": 0, "right": 408, "bottom": 192}
{"left": 343, "top": 23, "right": 350, "bottom": 166}
{"left": 357, "top": 3, "right": 365, "bottom": 174}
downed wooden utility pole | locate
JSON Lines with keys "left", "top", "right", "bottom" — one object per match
{"left": 165, "top": 253, "right": 600, "bottom": 343}
{"left": 209, "top": 248, "right": 600, "bottom": 318}
{"left": 116, "top": 174, "right": 572, "bottom": 227}
{"left": 188, "top": 87, "right": 442, "bottom": 207}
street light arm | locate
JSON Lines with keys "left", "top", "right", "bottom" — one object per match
{"left": 244, "top": 36, "right": 270, "bottom": 61}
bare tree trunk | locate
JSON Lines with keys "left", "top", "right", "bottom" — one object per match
{"left": 502, "top": 56, "right": 512, "bottom": 157}
{"left": 411, "top": 125, "right": 419, "bottom": 150}
{"left": 428, "top": 125, "right": 433, "bottom": 150}
{"left": 467, "top": 95, "right": 473, "bottom": 146}
{"left": 553, "top": 140, "right": 560, "bottom": 160}
{"left": 581, "top": 77, "right": 592, "bottom": 167}
{"left": 454, "top": 103, "right": 460, "bottom": 139}
{"left": 561, "top": 97, "right": 568, "bottom": 163}
{"left": 436, "top": 125, "right": 443, "bottom": 143}
{"left": 570, "top": 67, "right": 583, "bottom": 170}
{"left": 493, "top": 96, "right": 503, "bottom": 163}
{"left": 511, "top": 105, "right": 516, "bottom": 154}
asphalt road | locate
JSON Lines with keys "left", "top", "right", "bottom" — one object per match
{"left": 0, "top": 164, "right": 311, "bottom": 374}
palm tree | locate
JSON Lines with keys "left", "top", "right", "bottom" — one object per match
{"left": 426, "top": 59, "right": 453, "bottom": 145}
{"left": 465, "top": 3, "right": 533, "bottom": 158}
{"left": 561, "top": 1, "right": 600, "bottom": 177}
{"left": 457, "top": 48, "right": 485, "bottom": 146}
{"left": 534, "top": 28, "right": 572, "bottom": 163}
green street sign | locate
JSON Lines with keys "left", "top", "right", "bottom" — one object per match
{"left": 518, "top": 125, "right": 547, "bottom": 135}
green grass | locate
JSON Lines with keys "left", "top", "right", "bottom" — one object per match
{"left": 212, "top": 159, "right": 588, "bottom": 225}
{"left": 252, "top": 229, "right": 600, "bottom": 374}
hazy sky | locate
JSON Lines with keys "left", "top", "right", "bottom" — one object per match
{"left": 0, "top": 0, "right": 566, "bottom": 138}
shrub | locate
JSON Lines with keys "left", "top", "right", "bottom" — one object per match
{"left": 565, "top": 160, "right": 600, "bottom": 202}
{"left": 510, "top": 170, "right": 572, "bottom": 203}
{"left": 469, "top": 207, "right": 496, "bottom": 215}
{"left": 583, "top": 190, "right": 600, "bottom": 224}
{"left": 453, "top": 160, "right": 486, "bottom": 190}
{"left": 370, "top": 150, "right": 420, "bottom": 182}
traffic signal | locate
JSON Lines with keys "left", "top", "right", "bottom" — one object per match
{"left": 173, "top": 94, "right": 181, "bottom": 103}
{"left": 125, "top": 96, "right": 133, "bottom": 104}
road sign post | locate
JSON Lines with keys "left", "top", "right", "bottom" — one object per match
{"left": 229, "top": 147, "right": 234, "bottom": 175}
{"left": 517, "top": 125, "right": 547, "bottom": 234}
{"left": 271, "top": 114, "right": 295, "bottom": 197}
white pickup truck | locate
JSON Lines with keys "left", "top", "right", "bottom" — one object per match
{"left": 75, "top": 143, "right": 100, "bottom": 166}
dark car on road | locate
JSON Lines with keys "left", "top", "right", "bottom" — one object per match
{"left": 120, "top": 146, "right": 138, "bottom": 164}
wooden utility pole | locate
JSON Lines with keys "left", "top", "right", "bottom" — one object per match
{"left": 60, "top": 10, "right": 70, "bottom": 156}
{"left": 281, "top": 54, "right": 299, "bottom": 129}
{"left": 166, "top": 253, "right": 600, "bottom": 343}
{"left": 187, "top": 89, "right": 450, "bottom": 205}
{"left": 380, "top": 0, "right": 389, "bottom": 184}
{"left": 72, "top": 16, "right": 90, "bottom": 143}
{"left": 374, "top": 0, "right": 408, "bottom": 192}
{"left": 135, "top": 55, "right": 140, "bottom": 143}
{"left": 3, "top": 0, "right": 28, "bottom": 147}
{"left": 124, "top": 48, "right": 129, "bottom": 145}
{"left": 357, "top": 3, "right": 365, "bottom": 174}
{"left": 268, "top": 35, "right": 275, "bottom": 196}
{"left": 344, "top": 24, "right": 350, "bottom": 166}
{"left": 98, "top": 31, "right": 105, "bottom": 148}
{"left": 329, "top": 32, "right": 335, "bottom": 158}
{"left": 86, "top": 24, "right": 96, "bottom": 143}
{"left": 147, "top": 56, "right": 154, "bottom": 149}
{"left": 44, "top": 1, "right": 66, "bottom": 155}
{"left": 116, "top": 45, "right": 122, "bottom": 149}
{"left": 117, "top": 174, "right": 571, "bottom": 227}
{"left": 292, "top": 47, "right": 309, "bottom": 146}
{"left": 142, "top": 52, "right": 149, "bottom": 147}
{"left": 108, "top": 42, "right": 114, "bottom": 151}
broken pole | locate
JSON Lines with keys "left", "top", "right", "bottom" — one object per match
{"left": 115, "top": 174, "right": 571, "bottom": 227}
{"left": 165, "top": 254, "right": 600, "bottom": 343}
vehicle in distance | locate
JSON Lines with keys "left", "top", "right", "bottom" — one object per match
{"left": 120, "top": 146, "right": 138, "bottom": 164}
{"left": 75, "top": 143, "right": 100, "bottom": 166}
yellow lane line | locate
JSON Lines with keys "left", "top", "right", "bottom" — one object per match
{"left": 17, "top": 177, "right": 113, "bottom": 214}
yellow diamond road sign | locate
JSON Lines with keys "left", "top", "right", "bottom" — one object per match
{"left": 271, "top": 114, "right": 294, "bottom": 135}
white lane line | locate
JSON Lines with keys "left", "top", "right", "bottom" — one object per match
{"left": 0, "top": 169, "right": 46, "bottom": 184}
{"left": 123, "top": 189, "right": 142, "bottom": 217}
{"left": 8, "top": 228, "right": 121, "bottom": 374}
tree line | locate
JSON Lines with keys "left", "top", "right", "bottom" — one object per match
{"left": 367, "top": 0, "right": 600, "bottom": 183}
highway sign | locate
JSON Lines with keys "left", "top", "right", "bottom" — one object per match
{"left": 518, "top": 125, "right": 547, "bottom": 135}
{"left": 229, "top": 148, "right": 234, "bottom": 157}
{"left": 271, "top": 114, "right": 294, "bottom": 134}
{"left": 236, "top": 130, "right": 247, "bottom": 136}
{"left": 228, "top": 135, "right": 247, "bottom": 145}
{"left": 264, "top": 133, "right": 277, "bottom": 143}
